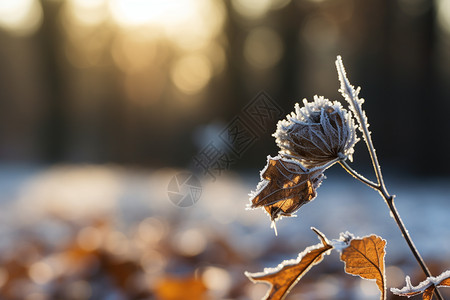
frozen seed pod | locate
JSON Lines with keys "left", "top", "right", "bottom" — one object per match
{"left": 274, "top": 96, "right": 358, "bottom": 168}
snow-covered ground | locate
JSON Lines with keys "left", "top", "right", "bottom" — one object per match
{"left": 0, "top": 165, "right": 449, "bottom": 299}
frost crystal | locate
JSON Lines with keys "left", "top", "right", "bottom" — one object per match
{"left": 274, "top": 95, "right": 358, "bottom": 168}
{"left": 336, "top": 56, "right": 370, "bottom": 141}
{"left": 248, "top": 155, "right": 325, "bottom": 226}
{"left": 391, "top": 270, "right": 450, "bottom": 296}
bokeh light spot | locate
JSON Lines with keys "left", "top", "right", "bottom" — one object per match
{"left": 140, "top": 250, "right": 167, "bottom": 274}
{"left": 29, "top": 261, "right": 54, "bottom": 285}
{"left": 231, "top": 0, "right": 272, "bottom": 19}
{"left": 244, "top": 27, "right": 284, "bottom": 69}
{"left": 437, "top": 0, "right": 450, "bottom": 34}
{"left": 65, "top": 0, "right": 108, "bottom": 27}
{"left": 359, "top": 277, "right": 380, "bottom": 297}
{"left": 245, "top": 280, "right": 269, "bottom": 300}
{"left": 171, "top": 54, "right": 212, "bottom": 95}
{"left": 202, "top": 266, "right": 232, "bottom": 295}
{"left": 105, "top": 230, "right": 129, "bottom": 256}
{"left": 172, "top": 228, "right": 207, "bottom": 256}
{"left": 137, "top": 217, "right": 166, "bottom": 245}
{"left": 111, "top": 33, "right": 158, "bottom": 74}
{"left": 109, "top": 0, "right": 194, "bottom": 28}
{"left": 0, "top": 0, "right": 43, "bottom": 36}
{"left": 314, "top": 275, "right": 339, "bottom": 298}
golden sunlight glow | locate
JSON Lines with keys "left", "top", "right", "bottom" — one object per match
{"left": 165, "top": 0, "right": 225, "bottom": 51}
{"left": 231, "top": 0, "right": 290, "bottom": 19}
{"left": 109, "top": 0, "right": 190, "bottom": 28}
{"left": 65, "top": 0, "right": 108, "bottom": 26}
{"left": 0, "top": 0, "right": 43, "bottom": 36}
{"left": 111, "top": 32, "right": 158, "bottom": 73}
{"left": 109, "top": 0, "right": 225, "bottom": 51}
{"left": 244, "top": 27, "right": 284, "bottom": 69}
{"left": 60, "top": 0, "right": 225, "bottom": 97}
{"left": 437, "top": 0, "right": 450, "bottom": 34}
{"left": 171, "top": 54, "right": 212, "bottom": 95}
{"left": 231, "top": 0, "right": 272, "bottom": 19}
{"left": 206, "top": 42, "right": 227, "bottom": 75}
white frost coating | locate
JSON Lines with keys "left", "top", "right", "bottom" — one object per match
{"left": 273, "top": 94, "right": 359, "bottom": 167}
{"left": 431, "top": 270, "right": 450, "bottom": 285}
{"left": 245, "top": 233, "right": 332, "bottom": 281}
{"left": 330, "top": 231, "right": 355, "bottom": 252}
{"left": 335, "top": 56, "right": 370, "bottom": 142}
{"left": 391, "top": 270, "right": 450, "bottom": 296}
{"left": 248, "top": 154, "right": 309, "bottom": 204}
{"left": 247, "top": 155, "right": 325, "bottom": 233}
{"left": 247, "top": 154, "right": 323, "bottom": 207}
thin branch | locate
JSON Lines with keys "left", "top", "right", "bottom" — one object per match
{"left": 338, "top": 160, "right": 378, "bottom": 190}
{"left": 386, "top": 197, "right": 439, "bottom": 284}
{"left": 309, "top": 157, "right": 340, "bottom": 172}
{"left": 336, "top": 57, "right": 444, "bottom": 300}
{"left": 336, "top": 56, "right": 385, "bottom": 190}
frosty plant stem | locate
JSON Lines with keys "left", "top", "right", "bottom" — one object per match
{"left": 336, "top": 56, "right": 444, "bottom": 300}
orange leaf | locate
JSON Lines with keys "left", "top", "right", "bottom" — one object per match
{"left": 391, "top": 270, "right": 450, "bottom": 299}
{"left": 245, "top": 228, "right": 332, "bottom": 300}
{"left": 422, "top": 286, "right": 435, "bottom": 300}
{"left": 249, "top": 156, "right": 324, "bottom": 222}
{"left": 340, "top": 235, "right": 386, "bottom": 300}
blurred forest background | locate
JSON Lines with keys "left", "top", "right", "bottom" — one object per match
{"left": 1, "top": 0, "right": 450, "bottom": 174}
{"left": 1, "top": 1, "right": 450, "bottom": 300}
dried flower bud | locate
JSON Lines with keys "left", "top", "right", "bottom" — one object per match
{"left": 274, "top": 96, "right": 358, "bottom": 167}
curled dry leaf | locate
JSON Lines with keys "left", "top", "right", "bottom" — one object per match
{"left": 340, "top": 235, "right": 386, "bottom": 300}
{"left": 249, "top": 155, "right": 324, "bottom": 223}
{"left": 245, "top": 228, "right": 333, "bottom": 300}
{"left": 391, "top": 270, "right": 450, "bottom": 300}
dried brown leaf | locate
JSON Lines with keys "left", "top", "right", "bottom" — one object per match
{"left": 422, "top": 286, "right": 435, "bottom": 300}
{"left": 391, "top": 270, "right": 450, "bottom": 299}
{"left": 250, "top": 156, "right": 323, "bottom": 222}
{"left": 340, "top": 235, "right": 386, "bottom": 300}
{"left": 245, "top": 228, "right": 332, "bottom": 300}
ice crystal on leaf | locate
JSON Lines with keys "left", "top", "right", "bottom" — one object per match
{"left": 245, "top": 229, "right": 387, "bottom": 300}
{"left": 250, "top": 61, "right": 361, "bottom": 229}
{"left": 336, "top": 55, "right": 370, "bottom": 143}
{"left": 246, "top": 56, "right": 447, "bottom": 300}
{"left": 248, "top": 155, "right": 324, "bottom": 229}
{"left": 391, "top": 270, "right": 450, "bottom": 299}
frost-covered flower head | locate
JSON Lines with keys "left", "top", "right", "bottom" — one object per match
{"left": 274, "top": 96, "right": 358, "bottom": 167}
